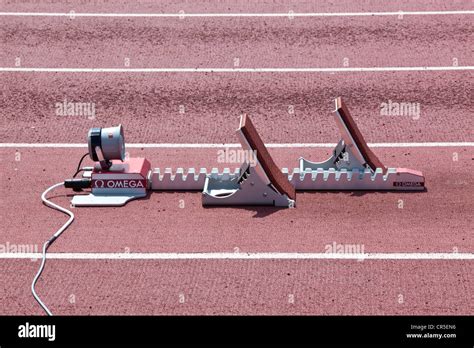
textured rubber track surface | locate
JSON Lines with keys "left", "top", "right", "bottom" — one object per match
{"left": 2, "top": 259, "right": 472, "bottom": 315}
{"left": 0, "top": 0, "right": 473, "bottom": 315}
{"left": 1, "top": 72, "right": 472, "bottom": 144}
{"left": 2, "top": 148, "right": 473, "bottom": 254}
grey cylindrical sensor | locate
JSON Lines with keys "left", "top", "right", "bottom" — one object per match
{"left": 87, "top": 124, "right": 125, "bottom": 162}
{"left": 100, "top": 124, "right": 125, "bottom": 161}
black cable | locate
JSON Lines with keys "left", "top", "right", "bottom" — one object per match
{"left": 73, "top": 152, "right": 89, "bottom": 178}
{"left": 72, "top": 168, "right": 84, "bottom": 178}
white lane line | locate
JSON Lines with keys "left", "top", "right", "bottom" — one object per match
{"left": 1, "top": 252, "right": 473, "bottom": 260}
{"left": 0, "top": 10, "right": 473, "bottom": 18}
{"left": 0, "top": 67, "right": 472, "bottom": 73}
{"left": 1, "top": 142, "right": 473, "bottom": 148}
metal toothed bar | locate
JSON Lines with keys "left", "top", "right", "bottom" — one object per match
{"left": 150, "top": 167, "right": 241, "bottom": 191}
{"left": 149, "top": 166, "right": 424, "bottom": 191}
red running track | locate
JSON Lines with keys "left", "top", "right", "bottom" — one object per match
{"left": 1, "top": 148, "right": 473, "bottom": 254}
{"left": 0, "top": 0, "right": 473, "bottom": 315}
{"left": 1, "top": 147, "right": 473, "bottom": 315}
{"left": 1, "top": 15, "right": 472, "bottom": 69}
{"left": 1, "top": 72, "right": 472, "bottom": 144}
{"left": 2, "top": 259, "right": 472, "bottom": 315}
{"left": 1, "top": 0, "right": 473, "bottom": 13}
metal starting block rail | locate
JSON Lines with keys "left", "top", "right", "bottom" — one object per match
{"left": 70, "top": 97, "right": 425, "bottom": 207}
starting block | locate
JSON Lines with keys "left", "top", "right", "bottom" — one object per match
{"left": 291, "top": 97, "right": 425, "bottom": 190}
{"left": 202, "top": 114, "right": 296, "bottom": 207}
{"left": 69, "top": 97, "right": 425, "bottom": 208}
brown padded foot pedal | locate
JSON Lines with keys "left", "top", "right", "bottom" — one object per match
{"left": 239, "top": 114, "right": 296, "bottom": 201}
{"left": 335, "top": 97, "right": 387, "bottom": 174}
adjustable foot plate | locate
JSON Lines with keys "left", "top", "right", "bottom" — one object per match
{"left": 202, "top": 164, "right": 294, "bottom": 207}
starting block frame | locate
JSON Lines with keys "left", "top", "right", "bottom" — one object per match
{"left": 71, "top": 97, "right": 425, "bottom": 208}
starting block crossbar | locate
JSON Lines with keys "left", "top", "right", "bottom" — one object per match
{"left": 148, "top": 166, "right": 424, "bottom": 192}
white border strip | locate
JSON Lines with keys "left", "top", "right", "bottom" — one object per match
{"left": 0, "top": 11, "right": 473, "bottom": 18}
{"left": 0, "top": 67, "right": 472, "bottom": 73}
{"left": 1, "top": 252, "right": 473, "bottom": 260}
{"left": 1, "top": 142, "right": 473, "bottom": 148}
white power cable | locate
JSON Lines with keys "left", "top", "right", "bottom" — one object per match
{"left": 32, "top": 182, "right": 75, "bottom": 316}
